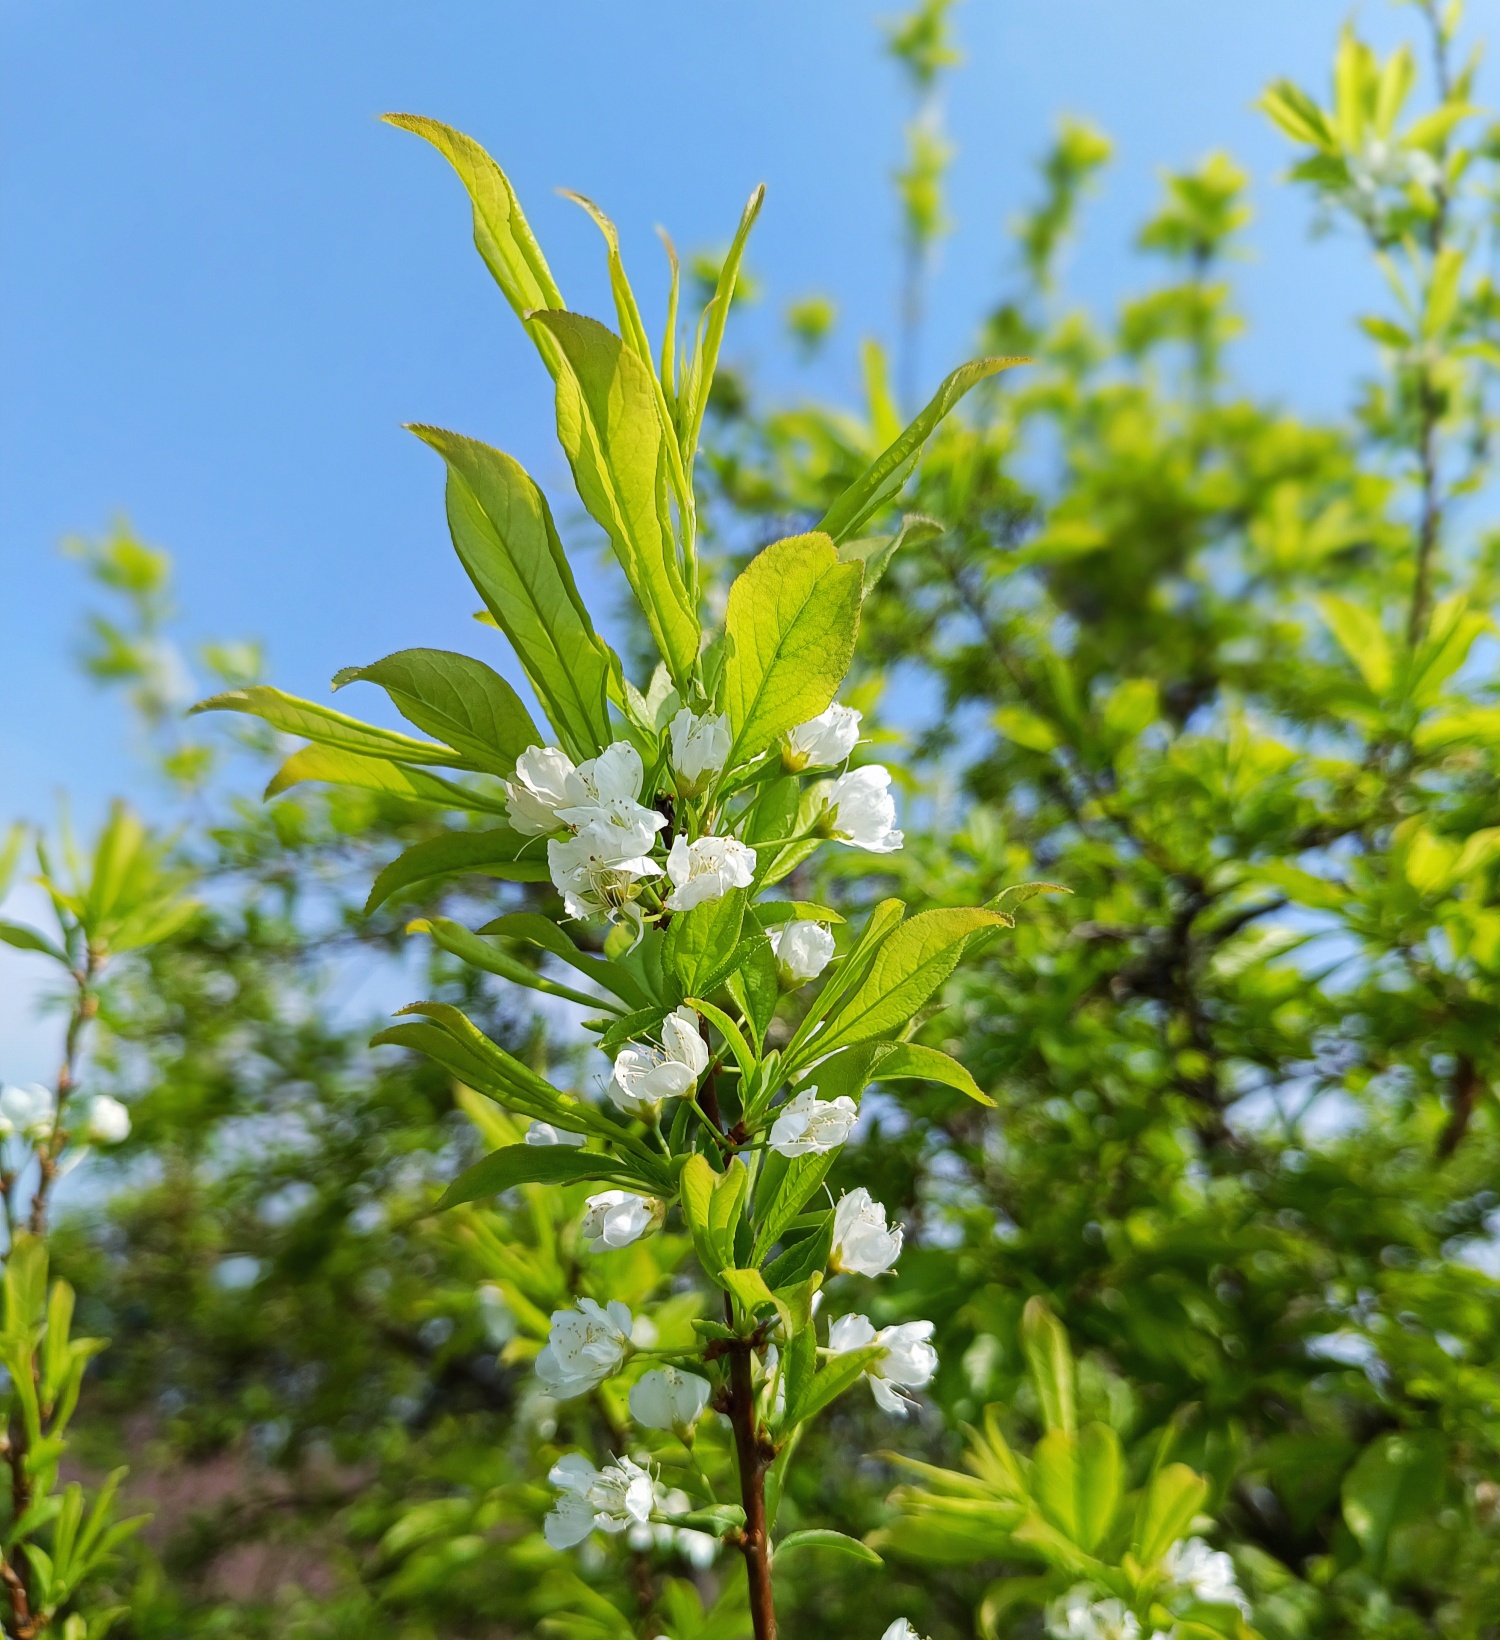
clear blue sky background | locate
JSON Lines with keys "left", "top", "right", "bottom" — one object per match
{"left": 0, "top": 0, "right": 1434, "bottom": 1076}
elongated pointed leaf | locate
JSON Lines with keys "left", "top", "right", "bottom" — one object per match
{"left": 817, "top": 356, "right": 1027, "bottom": 543}
{"left": 808, "top": 1041, "right": 994, "bottom": 1107}
{"left": 334, "top": 650, "right": 541, "bottom": 776}
{"left": 815, "top": 907, "right": 1005, "bottom": 1052}
{"left": 530, "top": 310, "right": 699, "bottom": 687}
{"left": 435, "top": 1144, "right": 656, "bottom": 1209}
{"left": 0, "top": 921, "right": 67, "bottom": 964}
{"left": 1132, "top": 1463, "right": 1209, "bottom": 1567}
{"left": 1075, "top": 1422, "right": 1124, "bottom": 1555}
{"left": 192, "top": 686, "right": 469, "bottom": 767}
{"left": 365, "top": 827, "right": 549, "bottom": 915}
{"left": 682, "top": 184, "right": 765, "bottom": 464}
{"left": 383, "top": 115, "right": 566, "bottom": 375}
{"left": 1022, "top": 1297, "right": 1076, "bottom": 1436}
{"left": 408, "top": 916, "right": 622, "bottom": 1013}
{"left": 774, "top": 1528, "right": 882, "bottom": 1565}
{"left": 788, "top": 1344, "right": 885, "bottom": 1427}
{"left": 724, "top": 532, "right": 863, "bottom": 763}
{"left": 478, "top": 911, "right": 653, "bottom": 1008}
{"left": 410, "top": 426, "right": 613, "bottom": 760}
{"left": 265, "top": 746, "right": 509, "bottom": 814}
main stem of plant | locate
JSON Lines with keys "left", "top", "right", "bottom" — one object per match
{"left": 727, "top": 1337, "right": 775, "bottom": 1640}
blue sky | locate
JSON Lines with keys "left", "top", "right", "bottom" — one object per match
{"left": 0, "top": 0, "right": 1433, "bottom": 1077}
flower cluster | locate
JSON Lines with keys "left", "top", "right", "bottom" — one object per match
{"left": 502, "top": 703, "right": 898, "bottom": 926}
{"left": 0, "top": 1085, "right": 130, "bottom": 1147}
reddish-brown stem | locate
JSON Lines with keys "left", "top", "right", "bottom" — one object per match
{"left": 727, "top": 1340, "right": 775, "bottom": 1640}
{"left": 29, "top": 959, "right": 98, "bottom": 1239}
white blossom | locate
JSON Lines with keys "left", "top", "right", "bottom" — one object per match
{"left": 525, "top": 1122, "right": 587, "bottom": 1147}
{"left": 629, "top": 1365, "right": 711, "bottom": 1433}
{"left": 581, "top": 1190, "right": 664, "bottom": 1252}
{"left": 827, "top": 1313, "right": 937, "bottom": 1415}
{"left": 668, "top": 707, "right": 732, "bottom": 795}
{"left": 826, "top": 765, "right": 903, "bottom": 853}
{"left": 544, "top": 1452, "right": 655, "bottom": 1549}
{"left": 555, "top": 743, "right": 667, "bottom": 855}
{"left": 476, "top": 1283, "right": 517, "bottom": 1347}
{"left": 1046, "top": 1588, "right": 1141, "bottom": 1640}
{"left": 0, "top": 1084, "right": 55, "bottom": 1141}
{"left": 831, "top": 1188, "right": 903, "bottom": 1277}
{"left": 784, "top": 703, "right": 862, "bottom": 770}
{"left": 536, "top": 1298, "right": 633, "bottom": 1398}
{"left": 547, "top": 829, "right": 662, "bottom": 922}
{"left": 504, "top": 745, "right": 579, "bottom": 835}
{"left": 768, "top": 1087, "right": 857, "bottom": 1157}
{"left": 628, "top": 1485, "right": 719, "bottom": 1566}
{"left": 82, "top": 1094, "right": 131, "bottom": 1145}
{"left": 881, "top": 1623, "right": 926, "bottom": 1640}
{"left": 1164, "top": 1539, "right": 1249, "bottom": 1613}
{"left": 663, "top": 834, "right": 757, "bottom": 911}
{"left": 769, "top": 919, "right": 835, "bottom": 986}
{"left": 610, "top": 1007, "right": 709, "bottom": 1117}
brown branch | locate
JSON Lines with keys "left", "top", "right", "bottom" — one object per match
{"left": 0, "top": 1555, "right": 37, "bottom": 1640}
{"left": 1438, "top": 1052, "right": 1483, "bottom": 1158}
{"left": 727, "top": 1337, "right": 775, "bottom": 1640}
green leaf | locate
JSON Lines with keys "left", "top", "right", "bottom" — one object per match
{"left": 0, "top": 921, "right": 67, "bottom": 964}
{"left": 407, "top": 916, "right": 622, "bottom": 1013}
{"left": 478, "top": 911, "right": 653, "bottom": 1009}
{"left": 1132, "top": 1462, "right": 1209, "bottom": 1567}
{"left": 529, "top": 310, "right": 699, "bottom": 688}
{"left": 1341, "top": 1431, "right": 1445, "bottom": 1569}
{"left": 751, "top": 1153, "right": 838, "bottom": 1264}
{"left": 681, "top": 184, "right": 765, "bottom": 465}
{"left": 836, "top": 513, "right": 943, "bottom": 595}
{"left": 409, "top": 426, "right": 613, "bottom": 760}
{"left": 726, "top": 936, "right": 779, "bottom": 1048}
{"left": 1319, "top": 594, "right": 1394, "bottom": 697}
{"left": 665, "top": 890, "right": 747, "bottom": 998}
{"left": 774, "top": 1528, "right": 882, "bottom": 1566}
{"left": 986, "top": 881, "right": 1069, "bottom": 913}
{"left": 0, "top": 824, "right": 25, "bottom": 903}
{"left": 1022, "top": 1297, "right": 1076, "bottom": 1436}
{"left": 382, "top": 115, "right": 566, "bottom": 371}
{"left": 680, "top": 1154, "right": 725, "bottom": 1275}
{"left": 1075, "top": 1422, "right": 1124, "bottom": 1555}
{"left": 809, "top": 1041, "right": 994, "bottom": 1107}
{"left": 789, "top": 1344, "right": 885, "bottom": 1426}
{"left": 817, "top": 356, "right": 1028, "bottom": 543}
{"left": 264, "top": 745, "right": 509, "bottom": 814}
{"left": 1031, "top": 1430, "right": 1080, "bottom": 1540}
{"left": 435, "top": 1144, "right": 652, "bottom": 1209}
{"left": 764, "top": 1215, "right": 833, "bottom": 1292}
{"left": 191, "top": 685, "right": 468, "bottom": 766}
{"left": 709, "top": 1160, "right": 750, "bottom": 1264}
{"left": 721, "top": 1266, "right": 776, "bottom": 1322}
{"left": 334, "top": 649, "right": 542, "bottom": 776}
{"left": 723, "top": 532, "right": 863, "bottom": 763}
{"left": 365, "top": 828, "right": 549, "bottom": 915}
{"left": 813, "top": 907, "right": 1006, "bottom": 1054}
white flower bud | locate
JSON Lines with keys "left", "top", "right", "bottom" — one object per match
{"left": 1163, "top": 1539, "right": 1249, "bottom": 1613}
{"left": 0, "top": 1084, "right": 55, "bottom": 1142}
{"left": 580, "top": 1190, "right": 664, "bottom": 1252}
{"left": 825, "top": 765, "right": 903, "bottom": 853}
{"left": 831, "top": 1188, "right": 903, "bottom": 1276}
{"left": 82, "top": 1094, "right": 131, "bottom": 1145}
{"left": 668, "top": 708, "right": 732, "bottom": 795}
{"left": 784, "top": 704, "right": 861, "bottom": 771}
{"left": 504, "top": 745, "right": 578, "bottom": 835}
{"left": 628, "top": 1365, "right": 711, "bottom": 1433}
{"left": 525, "top": 1122, "right": 587, "bottom": 1147}
{"left": 768, "top": 919, "right": 835, "bottom": 986}
{"left": 768, "top": 1086, "right": 856, "bottom": 1157}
